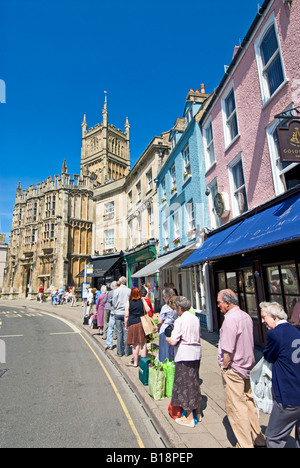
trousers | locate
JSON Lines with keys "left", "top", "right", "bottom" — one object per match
{"left": 115, "top": 315, "right": 131, "bottom": 356}
{"left": 266, "top": 400, "right": 300, "bottom": 448}
{"left": 222, "top": 368, "right": 266, "bottom": 448}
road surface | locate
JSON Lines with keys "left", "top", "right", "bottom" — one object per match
{"left": 0, "top": 305, "right": 166, "bottom": 448}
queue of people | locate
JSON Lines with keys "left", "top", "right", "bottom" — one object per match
{"left": 81, "top": 278, "right": 299, "bottom": 449}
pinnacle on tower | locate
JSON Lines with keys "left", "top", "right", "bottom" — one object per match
{"left": 61, "top": 159, "right": 68, "bottom": 174}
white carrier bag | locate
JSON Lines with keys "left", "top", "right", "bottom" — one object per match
{"left": 250, "top": 357, "right": 274, "bottom": 414}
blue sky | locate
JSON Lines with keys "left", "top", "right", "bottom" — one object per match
{"left": 0, "top": 0, "right": 260, "bottom": 241}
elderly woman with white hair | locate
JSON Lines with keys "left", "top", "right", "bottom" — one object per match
{"left": 166, "top": 296, "right": 202, "bottom": 428}
{"left": 260, "top": 301, "right": 300, "bottom": 448}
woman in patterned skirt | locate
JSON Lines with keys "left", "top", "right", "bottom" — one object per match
{"left": 166, "top": 296, "right": 202, "bottom": 428}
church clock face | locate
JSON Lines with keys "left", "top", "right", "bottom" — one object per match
{"left": 214, "top": 192, "right": 225, "bottom": 218}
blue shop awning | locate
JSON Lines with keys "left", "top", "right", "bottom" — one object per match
{"left": 180, "top": 222, "right": 243, "bottom": 268}
{"left": 181, "top": 191, "right": 300, "bottom": 267}
{"left": 211, "top": 191, "right": 300, "bottom": 259}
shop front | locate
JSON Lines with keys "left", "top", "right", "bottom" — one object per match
{"left": 181, "top": 187, "right": 300, "bottom": 347}
{"left": 130, "top": 242, "right": 210, "bottom": 326}
{"left": 76, "top": 252, "right": 126, "bottom": 289}
{"left": 125, "top": 242, "right": 157, "bottom": 289}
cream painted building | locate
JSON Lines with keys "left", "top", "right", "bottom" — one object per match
{"left": 124, "top": 133, "right": 170, "bottom": 286}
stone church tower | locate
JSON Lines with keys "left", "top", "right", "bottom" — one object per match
{"left": 81, "top": 97, "right": 130, "bottom": 185}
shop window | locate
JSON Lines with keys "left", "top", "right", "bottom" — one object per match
{"left": 238, "top": 269, "right": 258, "bottom": 319}
{"left": 266, "top": 263, "right": 300, "bottom": 324}
{"left": 217, "top": 268, "right": 258, "bottom": 319}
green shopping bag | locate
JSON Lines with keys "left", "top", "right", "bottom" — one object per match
{"left": 148, "top": 366, "right": 166, "bottom": 401}
{"left": 163, "top": 359, "right": 175, "bottom": 398}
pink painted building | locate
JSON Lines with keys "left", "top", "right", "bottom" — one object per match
{"left": 201, "top": 0, "right": 300, "bottom": 228}
{"left": 182, "top": 0, "right": 300, "bottom": 346}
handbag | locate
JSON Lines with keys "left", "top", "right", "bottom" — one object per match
{"left": 164, "top": 323, "right": 174, "bottom": 338}
{"left": 140, "top": 299, "right": 158, "bottom": 336}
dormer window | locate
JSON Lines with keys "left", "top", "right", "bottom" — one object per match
{"left": 185, "top": 106, "right": 193, "bottom": 125}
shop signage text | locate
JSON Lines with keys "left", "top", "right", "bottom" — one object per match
{"left": 277, "top": 119, "right": 300, "bottom": 162}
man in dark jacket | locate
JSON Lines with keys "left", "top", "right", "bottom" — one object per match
{"left": 260, "top": 301, "right": 300, "bottom": 448}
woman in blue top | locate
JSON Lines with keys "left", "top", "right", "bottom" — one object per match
{"left": 260, "top": 301, "right": 300, "bottom": 448}
{"left": 157, "top": 288, "right": 177, "bottom": 362}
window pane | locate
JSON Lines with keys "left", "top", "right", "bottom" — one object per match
{"left": 244, "top": 268, "right": 255, "bottom": 293}
{"left": 266, "top": 54, "right": 284, "bottom": 95}
{"left": 281, "top": 264, "right": 299, "bottom": 295}
{"left": 206, "top": 123, "right": 213, "bottom": 144}
{"left": 226, "top": 272, "right": 237, "bottom": 292}
{"left": 267, "top": 266, "right": 282, "bottom": 294}
{"left": 237, "top": 186, "right": 248, "bottom": 213}
{"left": 232, "top": 160, "right": 245, "bottom": 189}
{"left": 291, "top": 298, "right": 300, "bottom": 324}
{"left": 229, "top": 113, "right": 238, "bottom": 140}
{"left": 245, "top": 294, "right": 258, "bottom": 319}
{"left": 225, "top": 90, "right": 236, "bottom": 118}
{"left": 269, "top": 294, "right": 284, "bottom": 307}
{"left": 218, "top": 272, "right": 226, "bottom": 290}
{"left": 261, "top": 25, "right": 278, "bottom": 66}
{"left": 209, "top": 144, "right": 215, "bottom": 165}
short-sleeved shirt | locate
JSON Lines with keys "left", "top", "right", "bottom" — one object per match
{"left": 218, "top": 306, "right": 255, "bottom": 379}
{"left": 170, "top": 311, "right": 202, "bottom": 362}
{"left": 159, "top": 304, "right": 177, "bottom": 334}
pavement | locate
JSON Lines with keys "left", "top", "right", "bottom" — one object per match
{"left": 0, "top": 298, "right": 271, "bottom": 449}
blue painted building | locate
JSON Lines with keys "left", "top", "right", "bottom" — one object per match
{"left": 154, "top": 88, "right": 211, "bottom": 321}
{"left": 157, "top": 89, "right": 210, "bottom": 255}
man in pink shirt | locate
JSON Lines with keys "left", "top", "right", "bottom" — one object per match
{"left": 217, "top": 289, "right": 265, "bottom": 448}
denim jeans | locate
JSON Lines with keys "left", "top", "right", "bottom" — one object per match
{"left": 106, "top": 314, "right": 116, "bottom": 349}
{"left": 115, "top": 315, "right": 131, "bottom": 356}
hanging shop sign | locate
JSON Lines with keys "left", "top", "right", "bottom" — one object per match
{"left": 277, "top": 119, "right": 300, "bottom": 163}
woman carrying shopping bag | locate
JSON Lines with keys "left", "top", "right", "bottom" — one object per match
{"left": 166, "top": 296, "right": 202, "bottom": 428}
{"left": 124, "top": 287, "right": 150, "bottom": 367}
